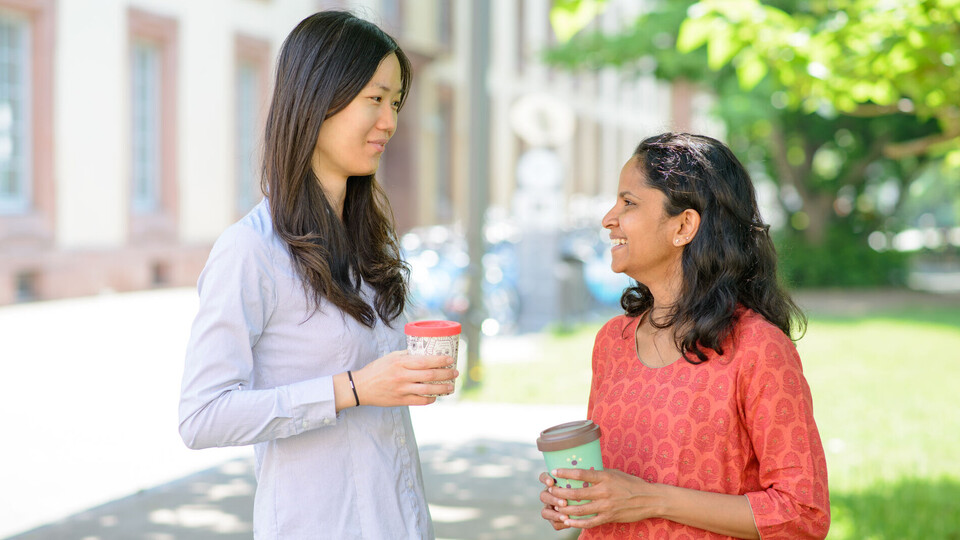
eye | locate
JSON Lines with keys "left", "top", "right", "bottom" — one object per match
{"left": 391, "top": 99, "right": 401, "bottom": 109}
{"left": 370, "top": 96, "right": 383, "bottom": 103}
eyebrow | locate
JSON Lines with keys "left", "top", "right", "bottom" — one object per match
{"left": 618, "top": 191, "right": 634, "bottom": 198}
{"left": 370, "top": 82, "right": 402, "bottom": 95}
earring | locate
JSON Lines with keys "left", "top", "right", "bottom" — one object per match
{"left": 674, "top": 238, "right": 680, "bottom": 245}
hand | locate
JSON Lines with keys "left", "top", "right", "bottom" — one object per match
{"left": 538, "top": 472, "right": 572, "bottom": 531}
{"left": 544, "top": 467, "right": 661, "bottom": 529}
{"left": 350, "top": 350, "right": 458, "bottom": 407}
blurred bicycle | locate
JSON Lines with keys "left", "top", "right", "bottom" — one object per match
{"left": 402, "top": 216, "right": 521, "bottom": 336}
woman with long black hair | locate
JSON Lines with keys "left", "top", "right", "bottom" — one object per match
{"left": 179, "top": 11, "right": 454, "bottom": 538}
{"left": 539, "top": 133, "right": 830, "bottom": 539}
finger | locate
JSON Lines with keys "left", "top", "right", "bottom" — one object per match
{"left": 538, "top": 472, "right": 556, "bottom": 487}
{"left": 409, "top": 382, "right": 456, "bottom": 396}
{"left": 548, "top": 484, "right": 592, "bottom": 502}
{"left": 404, "top": 394, "right": 438, "bottom": 406}
{"left": 539, "top": 489, "right": 567, "bottom": 508}
{"left": 421, "top": 367, "right": 458, "bottom": 382}
{"left": 540, "top": 507, "right": 571, "bottom": 530}
{"left": 561, "top": 500, "right": 600, "bottom": 518}
{"left": 552, "top": 467, "right": 604, "bottom": 483}
{"left": 404, "top": 354, "right": 456, "bottom": 370}
{"left": 542, "top": 505, "right": 572, "bottom": 523}
{"left": 563, "top": 514, "right": 604, "bottom": 529}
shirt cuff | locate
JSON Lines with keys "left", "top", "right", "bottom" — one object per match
{"left": 283, "top": 375, "right": 338, "bottom": 432}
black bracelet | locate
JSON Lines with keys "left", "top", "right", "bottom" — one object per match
{"left": 347, "top": 370, "right": 360, "bottom": 407}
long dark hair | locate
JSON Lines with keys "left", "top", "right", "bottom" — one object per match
{"left": 621, "top": 132, "right": 806, "bottom": 362}
{"left": 262, "top": 11, "right": 412, "bottom": 327}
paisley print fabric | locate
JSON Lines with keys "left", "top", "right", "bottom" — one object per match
{"left": 580, "top": 309, "right": 829, "bottom": 539}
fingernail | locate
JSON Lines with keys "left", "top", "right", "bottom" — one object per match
{"left": 551, "top": 469, "right": 558, "bottom": 476}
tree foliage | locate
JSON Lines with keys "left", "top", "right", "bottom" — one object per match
{"left": 546, "top": 0, "right": 956, "bottom": 286}
{"left": 678, "top": 0, "right": 960, "bottom": 164}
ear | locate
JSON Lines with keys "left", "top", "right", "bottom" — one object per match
{"left": 672, "top": 209, "right": 701, "bottom": 247}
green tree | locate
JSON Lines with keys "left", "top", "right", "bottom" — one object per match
{"left": 677, "top": 0, "right": 960, "bottom": 162}
{"left": 547, "top": 0, "right": 957, "bottom": 285}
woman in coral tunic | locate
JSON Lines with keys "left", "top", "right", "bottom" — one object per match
{"left": 539, "top": 133, "right": 830, "bottom": 539}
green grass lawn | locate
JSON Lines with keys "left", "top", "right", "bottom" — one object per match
{"left": 462, "top": 303, "right": 960, "bottom": 539}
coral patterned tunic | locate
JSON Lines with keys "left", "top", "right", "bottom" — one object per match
{"left": 581, "top": 310, "right": 829, "bottom": 539}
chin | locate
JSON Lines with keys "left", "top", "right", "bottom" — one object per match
{"left": 349, "top": 168, "right": 378, "bottom": 178}
{"left": 362, "top": 162, "right": 380, "bottom": 176}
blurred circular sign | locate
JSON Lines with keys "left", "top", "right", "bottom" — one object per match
{"left": 509, "top": 92, "right": 576, "bottom": 147}
{"left": 516, "top": 148, "right": 562, "bottom": 190}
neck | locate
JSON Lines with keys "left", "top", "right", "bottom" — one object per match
{"left": 316, "top": 175, "right": 347, "bottom": 219}
{"left": 643, "top": 268, "right": 683, "bottom": 327}
{"left": 311, "top": 158, "right": 347, "bottom": 219}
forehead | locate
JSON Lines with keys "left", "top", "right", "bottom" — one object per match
{"left": 618, "top": 157, "right": 647, "bottom": 190}
{"left": 366, "top": 53, "right": 402, "bottom": 92}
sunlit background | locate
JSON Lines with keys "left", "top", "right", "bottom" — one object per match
{"left": 1, "top": 0, "right": 958, "bottom": 538}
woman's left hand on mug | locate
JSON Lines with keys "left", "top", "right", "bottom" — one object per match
{"left": 546, "top": 467, "right": 660, "bottom": 529}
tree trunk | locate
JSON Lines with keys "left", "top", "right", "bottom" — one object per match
{"left": 802, "top": 193, "right": 833, "bottom": 246}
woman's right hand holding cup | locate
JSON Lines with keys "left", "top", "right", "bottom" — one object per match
{"left": 338, "top": 351, "right": 457, "bottom": 409}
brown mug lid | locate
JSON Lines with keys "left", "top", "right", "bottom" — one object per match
{"left": 536, "top": 420, "right": 601, "bottom": 452}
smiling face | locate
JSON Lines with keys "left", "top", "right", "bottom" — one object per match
{"left": 602, "top": 157, "right": 687, "bottom": 285}
{"left": 311, "top": 52, "right": 403, "bottom": 188}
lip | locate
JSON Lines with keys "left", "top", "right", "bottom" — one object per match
{"left": 369, "top": 139, "right": 388, "bottom": 152}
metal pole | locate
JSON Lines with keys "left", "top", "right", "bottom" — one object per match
{"left": 464, "top": 0, "right": 490, "bottom": 390}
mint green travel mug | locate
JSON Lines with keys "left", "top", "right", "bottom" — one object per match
{"left": 537, "top": 420, "right": 603, "bottom": 518}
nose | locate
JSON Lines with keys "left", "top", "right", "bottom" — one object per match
{"left": 377, "top": 104, "right": 397, "bottom": 135}
{"left": 601, "top": 205, "right": 617, "bottom": 230}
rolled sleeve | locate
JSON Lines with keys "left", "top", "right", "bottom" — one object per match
{"left": 739, "top": 326, "right": 830, "bottom": 539}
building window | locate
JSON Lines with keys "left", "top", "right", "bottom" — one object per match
{"left": 127, "top": 8, "right": 178, "bottom": 242}
{"left": 0, "top": 0, "right": 53, "bottom": 241}
{"left": 130, "top": 40, "right": 161, "bottom": 213}
{"left": 0, "top": 12, "right": 29, "bottom": 214}
{"left": 235, "top": 60, "right": 259, "bottom": 212}
{"left": 15, "top": 269, "right": 37, "bottom": 301}
{"left": 234, "top": 35, "right": 270, "bottom": 215}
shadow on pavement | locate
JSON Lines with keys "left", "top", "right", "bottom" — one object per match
{"left": 420, "top": 439, "right": 573, "bottom": 540}
{"left": 7, "top": 460, "right": 257, "bottom": 540}
{"left": 6, "top": 440, "right": 579, "bottom": 540}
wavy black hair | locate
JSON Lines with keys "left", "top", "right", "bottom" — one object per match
{"left": 621, "top": 132, "right": 806, "bottom": 362}
{"left": 262, "top": 11, "right": 412, "bottom": 327}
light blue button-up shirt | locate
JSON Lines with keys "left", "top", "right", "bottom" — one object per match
{"left": 179, "top": 199, "right": 434, "bottom": 539}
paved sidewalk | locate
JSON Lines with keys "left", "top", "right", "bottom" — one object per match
{"left": 7, "top": 286, "right": 951, "bottom": 539}
{"left": 6, "top": 403, "right": 585, "bottom": 540}
{"left": 0, "top": 289, "right": 586, "bottom": 540}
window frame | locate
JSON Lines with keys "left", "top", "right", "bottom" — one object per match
{"left": 0, "top": 0, "right": 54, "bottom": 247}
{"left": 233, "top": 33, "right": 270, "bottom": 217}
{"left": 127, "top": 8, "right": 178, "bottom": 243}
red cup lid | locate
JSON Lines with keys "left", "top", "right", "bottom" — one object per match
{"left": 404, "top": 320, "right": 462, "bottom": 337}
